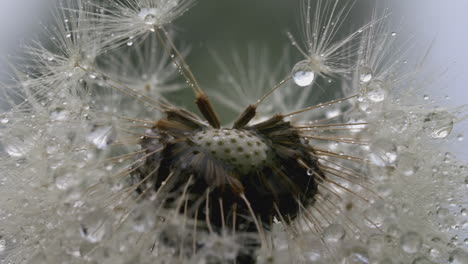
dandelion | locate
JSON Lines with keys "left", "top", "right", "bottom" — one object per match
{"left": 1, "top": 0, "right": 467, "bottom": 264}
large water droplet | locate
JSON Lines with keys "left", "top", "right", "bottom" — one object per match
{"left": 291, "top": 60, "right": 315, "bottom": 87}
{"left": 144, "top": 14, "right": 157, "bottom": 25}
{"left": 323, "top": 224, "right": 346, "bottom": 243}
{"left": 139, "top": 8, "right": 158, "bottom": 26}
{"left": 86, "top": 125, "right": 116, "bottom": 149}
{"left": 359, "top": 65, "right": 373, "bottom": 83}
{"left": 80, "top": 213, "right": 109, "bottom": 243}
{"left": 369, "top": 140, "right": 398, "bottom": 167}
{"left": 4, "top": 137, "right": 33, "bottom": 157}
{"left": 364, "top": 80, "right": 386, "bottom": 102}
{"left": 401, "top": 232, "right": 422, "bottom": 254}
{"left": 422, "top": 111, "right": 454, "bottom": 139}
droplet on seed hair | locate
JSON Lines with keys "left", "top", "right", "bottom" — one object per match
{"left": 323, "top": 224, "right": 346, "bottom": 243}
{"left": 342, "top": 248, "right": 369, "bottom": 264}
{"left": 422, "top": 111, "right": 454, "bottom": 139}
{"left": 0, "top": 238, "right": 6, "bottom": 252}
{"left": 292, "top": 60, "right": 315, "bottom": 87}
{"left": 359, "top": 65, "right": 373, "bottom": 83}
{"left": 4, "top": 137, "right": 33, "bottom": 157}
{"left": 401, "top": 231, "right": 422, "bottom": 254}
{"left": 80, "top": 213, "right": 110, "bottom": 243}
{"left": 144, "top": 14, "right": 157, "bottom": 25}
{"left": 369, "top": 139, "right": 398, "bottom": 167}
{"left": 86, "top": 125, "right": 116, "bottom": 149}
{"left": 364, "top": 80, "right": 386, "bottom": 102}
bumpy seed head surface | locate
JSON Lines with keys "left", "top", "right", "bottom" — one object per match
{"left": 192, "top": 129, "right": 271, "bottom": 173}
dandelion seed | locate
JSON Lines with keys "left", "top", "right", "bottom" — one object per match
{"left": 86, "top": 0, "right": 195, "bottom": 50}
{"left": 287, "top": 0, "right": 377, "bottom": 81}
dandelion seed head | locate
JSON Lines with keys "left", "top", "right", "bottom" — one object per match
{"left": 0, "top": 0, "right": 467, "bottom": 263}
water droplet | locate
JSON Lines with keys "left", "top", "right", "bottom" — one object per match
{"left": 369, "top": 140, "right": 398, "bottom": 167}
{"left": 0, "top": 238, "right": 6, "bottom": 252}
{"left": 291, "top": 60, "right": 315, "bottom": 87}
{"left": 364, "top": 80, "right": 386, "bottom": 102}
{"left": 126, "top": 41, "right": 134, "bottom": 46}
{"left": 401, "top": 232, "right": 422, "bottom": 253}
{"left": 325, "top": 109, "right": 341, "bottom": 119}
{"left": 1, "top": 118, "right": 9, "bottom": 124}
{"left": 306, "top": 169, "right": 313, "bottom": 176}
{"left": 423, "top": 95, "right": 429, "bottom": 100}
{"left": 422, "top": 111, "right": 454, "bottom": 139}
{"left": 4, "top": 137, "right": 33, "bottom": 157}
{"left": 359, "top": 65, "right": 373, "bottom": 83}
{"left": 86, "top": 125, "right": 116, "bottom": 149}
{"left": 391, "top": 32, "right": 397, "bottom": 36}
{"left": 50, "top": 108, "right": 70, "bottom": 121}
{"left": 397, "top": 153, "right": 419, "bottom": 176}
{"left": 80, "top": 213, "right": 109, "bottom": 243}
{"left": 343, "top": 248, "right": 369, "bottom": 264}
{"left": 457, "top": 134, "right": 464, "bottom": 141}
{"left": 323, "top": 224, "right": 346, "bottom": 243}
{"left": 66, "top": 33, "right": 72, "bottom": 38}
{"left": 144, "top": 14, "right": 157, "bottom": 25}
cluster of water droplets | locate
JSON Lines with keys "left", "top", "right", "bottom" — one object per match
{"left": 358, "top": 65, "right": 387, "bottom": 105}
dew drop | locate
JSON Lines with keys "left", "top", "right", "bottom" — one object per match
{"left": 144, "top": 14, "right": 157, "bottom": 25}
{"left": 86, "top": 125, "right": 116, "bottom": 149}
{"left": 80, "top": 213, "right": 109, "bottom": 243}
{"left": 364, "top": 80, "right": 386, "bottom": 102}
{"left": 0, "top": 238, "right": 6, "bottom": 252}
{"left": 342, "top": 248, "right": 369, "bottom": 264}
{"left": 50, "top": 108, "right": 70, "bottom": 121}
{"left": 4, "top": 137, "right": 33, "bottom": 157}
{"left": 423, "top": 95, "right": 429, "bottom": 100}
{"left": 323, "top": 224, "right": 346, "bottom": 243}
{"left": 369, "top": 140, "right": 398, "bottom": 167}
{"left": 391, "top": 32, "right": 397, "bottom": 36}
{"left": 306, "top": 169, "right": 313, "bottom": 176}
{"left": 126, "top": 41, "right": 134, "bottom": 46}
{"left": 291, "top": 60, "right": 315, "bottom": 87}
{"left": 401, "top": 231, "right": 422, "bottom": 254}
{"left": 0, "top": 118, "right": 9, "bottom": 124}
{"left": 359, "top": 65, "right": 373, "bottom": 83}
{"left": 397, "top": 153, "right": 419, "bottom": 176}
{"left": 422, "top": 111, "right": 454, "bottom": 139}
